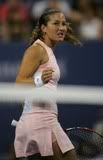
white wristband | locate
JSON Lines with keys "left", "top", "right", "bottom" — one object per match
{"left": 33, "top": 71, "right": 44, "bottom": 87}
{"left": 11, "top": 119, "right": 18, "bottom": 127}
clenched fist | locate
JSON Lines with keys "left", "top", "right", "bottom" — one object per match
{"left": 42, "top": 68, "right": 54, "bottom": 84}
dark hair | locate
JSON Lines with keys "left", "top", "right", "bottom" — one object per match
{"left": 29, "top": 8, "right": 81, "bottom": 46}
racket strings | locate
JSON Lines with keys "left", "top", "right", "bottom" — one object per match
{"left": 66, "top": 128, "right": 103, "bottom": 158}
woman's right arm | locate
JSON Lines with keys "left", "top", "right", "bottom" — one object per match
{"left": 16, "top": 45, "right": 43, "bottom": 85}
{"left": 16, "top": 45, "right": 54, "bottom": 86}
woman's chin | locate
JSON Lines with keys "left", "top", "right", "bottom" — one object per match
{"left": 57, "top": 38, "right": 64, "bottom": 42}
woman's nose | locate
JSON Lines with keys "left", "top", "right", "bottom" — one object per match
{"left": 59, "top": 24, "right": 65, "bottom": 30}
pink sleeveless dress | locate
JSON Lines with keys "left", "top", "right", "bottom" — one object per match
{"left": 14, "top": 39, "right": 74, "bottom": 158}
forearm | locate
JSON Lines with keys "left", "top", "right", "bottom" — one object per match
{"left": 16, "top": 76, "right": 34, "bottom": 85}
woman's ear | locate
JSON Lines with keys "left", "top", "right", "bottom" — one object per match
{"left": 41, "top": 24, "right": 46, "bottom": 34}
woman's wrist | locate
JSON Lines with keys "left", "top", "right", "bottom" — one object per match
{"left": 33, "top": 71, "right": 44, "bottom": 87}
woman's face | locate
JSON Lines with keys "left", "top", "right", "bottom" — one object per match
{"left": 42, "top": 13, "right": 67, "bottom": 45}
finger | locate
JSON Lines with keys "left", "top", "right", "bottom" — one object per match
{"left": 42, "top": 74, "right": 52, "bottom": 81}
{"left": 43, "top": 70, "right": 54, "bottom": 76}
{"left": 43, "top": 77, "right": 52, "bottom": 83}
{"left": 42, "top": 69, "right": 54, "bottom": 74}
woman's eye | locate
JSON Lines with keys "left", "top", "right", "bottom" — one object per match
{"left": 53, "top": 21, "right": 67, "bottom": 27}
{"left": 54, "top": 22, "right": 59, "bottom": 25}
{"left": 62, "top": 23, "right": 66, "bottom": 26}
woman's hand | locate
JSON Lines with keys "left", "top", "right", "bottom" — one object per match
{"left": 42, "top": 68, "right": 54, "bottom": 84}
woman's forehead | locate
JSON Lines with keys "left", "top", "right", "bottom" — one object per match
{"left": 49, "top": 13, "right": 66, "bottom": 21}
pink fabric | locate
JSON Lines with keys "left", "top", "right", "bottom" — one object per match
{"left": 14, "top": 112, "right": 74, "bottom": 157}
{"left": 14, "top": 39, "right": 74, "bottom": 158}
{"left": 23, "top": 39, "right": 60, "bottom": 114}
{"left": 34, "top": 39, "right": 60, "bottom": 92}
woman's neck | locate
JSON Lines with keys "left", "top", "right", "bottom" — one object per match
{"left": 40, "top": 37, "right": 56, "bottom": 49}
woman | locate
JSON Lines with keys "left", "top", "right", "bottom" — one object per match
{"left": 14, "top": 8, "right": 80, "bottom": 160}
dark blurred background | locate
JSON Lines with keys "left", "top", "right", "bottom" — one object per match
{"left": 0, "top": 0, "right": 103, "bottom": 159}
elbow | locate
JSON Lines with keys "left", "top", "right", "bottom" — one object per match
{"left": 16, "top": 76, "right": 23, "bottom": 84}
{"left": 16, "top": 75, "right": 33, "bottom": 84}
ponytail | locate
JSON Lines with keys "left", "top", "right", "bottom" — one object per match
{"left": 29, "top": 25, "right": 41, "bottom": 46}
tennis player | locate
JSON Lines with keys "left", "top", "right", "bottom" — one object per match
{"left": 14, "top": 8, "right": 80, "bottom": 160}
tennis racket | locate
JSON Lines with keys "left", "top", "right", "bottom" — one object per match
{"left": 66, "top": 127, "right": 103, "bottom": 159}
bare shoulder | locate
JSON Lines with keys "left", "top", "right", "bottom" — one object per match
{"left": 24, "top": 43, "right": 46, "bottom": 60}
